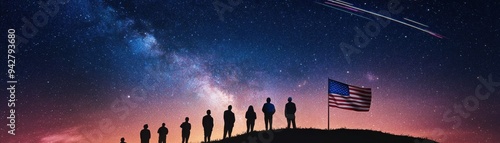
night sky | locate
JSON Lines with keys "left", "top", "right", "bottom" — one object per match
{"left": 1, "top": 0, "right": 500, "bottom": 143}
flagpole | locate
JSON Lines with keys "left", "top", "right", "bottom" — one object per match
{"left": 327, "top": 78, "right": 330, "bottom": 130}
{"left": 328, "top": 100, "right": 330, "bottom": 130}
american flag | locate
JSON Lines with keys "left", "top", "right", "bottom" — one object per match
{"left": 328, "top": 79, "right": 372, "bottom": 112}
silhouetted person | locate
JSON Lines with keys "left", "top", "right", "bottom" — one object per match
{"left": 223, "top": 105, "right": 235, "bottom": 139}
{"left": 120, "top": 137, "right": 126, "bottom": 143}
{"left": 285, "top": 97, "right": 297, "bottom": 129}
{"left": 140, "top": 124, "right": 151, "bottom": 143}
{"left": 262, "top": 97, "right": 275, "bottom": 130}
{"left": 245, "top": 105, "right": 257, "bottom": 133}
{"left": 203, "top": 110, "right": 214, "bottom": 142}
{"left": 180, "top": 117, "right": 191, "bottom": 143}
{"left": 157, "top": 123, "right": 169, "bottom": 143}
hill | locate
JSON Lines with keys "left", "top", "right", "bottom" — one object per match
{"left": 211, "top": 128, "right": 437, "bottom": 143}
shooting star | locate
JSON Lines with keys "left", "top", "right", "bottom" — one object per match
{"left": 320, "top": 0, "right": 445, "bottom": 39}
{"left": 335, "top": 0, "right": 353, "bottom": 6}
{"left": 315, "top": 2, "right": 373, "bottom": 21}
{"left": 403, "top": 18, "right": 429, "bottom": 28}
{"left": 325, "top": 1, "right": 360, "bottom": 12}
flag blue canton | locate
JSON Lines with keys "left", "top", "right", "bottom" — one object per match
{"left": 328, "top": 79, "right": 349, "bottom": 96}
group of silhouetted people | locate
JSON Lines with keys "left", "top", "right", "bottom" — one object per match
{"left": 120, "top": 97, "right": 296, "bottom": 143}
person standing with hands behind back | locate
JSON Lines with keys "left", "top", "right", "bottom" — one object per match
{"left": 245, "top": 105, "right": 257, "bottom": 133}
{"left": 180, "top": 117, "right": 191, "bottom": 143}
{"left": 157, "top": 123, "right": 168, "bottom": 143}
{"left": 140, "top": 124, "right": 151, "bottom": 143}
{"left": 285, "top": 97, "right": 297, "bottom": 129}
{"left": 202, "top": 110, "right": 214, "bottom": 142}
{"left": 262, "top": 97, "right": 275, "bottom": 130}
{"left": 223, "top": 105, "right": 235, "bottom": 139}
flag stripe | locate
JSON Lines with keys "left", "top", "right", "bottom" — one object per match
{"left": 329, "top": 93, "right": 371, "bottom": 101}
{"left": 328, "top": 103, "right": 370, "bottom": 109}
{"left": 328, "top": 94, "right": 371, "bottom": 101}
{"left": 329, "top": 98, "right": 371, "bottom": 104}
{"left": 329, "top": 104, "right": 369, "bottom": 111}
{"left": 349, "top": 90, "right": 371, "bottom": 97}
{"left": 349, "top": 86, "right": 371, "bottom": 93}
{"left": 329, "top": 100, "right": 370, "bottom": 107}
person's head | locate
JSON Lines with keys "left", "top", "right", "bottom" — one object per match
{"left": 228, "top": 105, "right": 232, "bottom": 111}
{"left": 207, "top": 110, "right": 211, "bottom": 115}
{"left": 288, "top": 97, "right": 292, "bottom": 102}
{"left": 162, "top": 123, "right": 165, "bottom": 127}
{"left": 120, "top": 137, "right": 125, "bottom": 142}
{"left": 143, "top": 124, "right": 148, "bottom": 129}
{"left": 185, "top": 117, "right": 189, "bottom": 122}
{"left": 266, "top": 97, "right": 271, "bottom": 103}
{"left": 248, "top": 105, "right": 254, "bottom": 112}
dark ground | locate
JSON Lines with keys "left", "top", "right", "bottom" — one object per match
{"left": 211, "top": 128, "right": 437, "bottom": 143}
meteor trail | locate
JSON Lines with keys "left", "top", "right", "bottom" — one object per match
{"left": 325, "top": 1, "right": 360, "bottom": 12}
{"left": 404, "top": 18, "right": 429, "bottom": 27}
{"left": 316, "top": 2, "right": 373, "bottom": 21}
{"left": 321, "top": 0, "right": 445, "bottom": 38}
{"left": 335, "top": 0, "right": 353, "bottom": 6}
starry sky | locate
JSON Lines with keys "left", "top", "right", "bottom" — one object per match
{"left": 1, "top": 0, "right": 500, "bottom": 143}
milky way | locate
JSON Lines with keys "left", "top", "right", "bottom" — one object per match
{"left": 1, "top": 0, "right": 500, "bottom": 143}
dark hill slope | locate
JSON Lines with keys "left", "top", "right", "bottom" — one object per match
{"left": 212, "top": 128, "right": 437, "bottom": 143}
